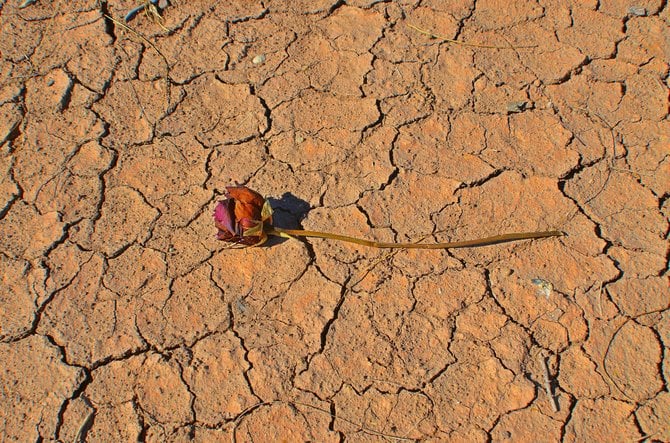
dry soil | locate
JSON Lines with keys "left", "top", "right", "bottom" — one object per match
{"left": 0, "top": 0, "right": 669, "bottom": 442}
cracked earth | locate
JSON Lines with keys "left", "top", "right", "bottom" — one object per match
{"left": 1, "top": 0, "right": 669, "bottom": 441}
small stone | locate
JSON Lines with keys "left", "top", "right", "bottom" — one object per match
{"left": 252, "top": 54, "right": 266, "bottom": 64}
{"left": 506, "top": 101, "right": 528, "bottom": 113}
{"left": 627, "top": 6, "right": 647, "bottom": 16}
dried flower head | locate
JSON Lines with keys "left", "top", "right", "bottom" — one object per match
{"left": 214, "top": 186, "right": 273, "bottom": 246}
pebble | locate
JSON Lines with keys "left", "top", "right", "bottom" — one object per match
{"left": 627, "top": 6, "right": 647, "bottom": 16}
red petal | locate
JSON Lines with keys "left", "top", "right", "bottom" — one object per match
{"left": 213, "top": 200, "right": 235, "bottom": 234}
{"left": 226, "top": 186, "right": 265, "bottom": 207}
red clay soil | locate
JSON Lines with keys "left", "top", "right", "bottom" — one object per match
{"left": 1, "top": 1, "right": 668, "bottom": 441}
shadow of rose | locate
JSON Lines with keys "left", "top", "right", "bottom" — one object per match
{"left": 265, "top": 192, "right": 311, "bottom": 247}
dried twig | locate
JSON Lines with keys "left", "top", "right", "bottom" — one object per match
{"left": 407, "top": 23, "right": 537, "bottom": 49}
{"left": 540, "top": 354, "right": 559, "bottom": 412}
{"left": 230, "top": 400, "right": 415, "bottom": 442}
{"left": 73, "top": 397, "right": 95, "bottom": 443}
{"left": 103, "top": 13, "right": 172, "bottom": 108}
{"left": 292, "top": 400, "right": 416, "bottom": 441}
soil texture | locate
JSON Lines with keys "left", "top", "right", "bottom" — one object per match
{"left": 1, "top": 0, "right": 669, "bottom": 441}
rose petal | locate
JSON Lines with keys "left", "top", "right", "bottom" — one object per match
{"left": 234, "top": 202, "right": 261, "bottom": 227}
{"left": 213, "top": 200, "right": 235, "bottom": 234}
{"left": 216, "top": 230, "right": 234, "bottom": 241}
{"left": 226, "top": 186, "right": 265, "bottom": 207}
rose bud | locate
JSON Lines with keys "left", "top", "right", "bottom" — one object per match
{"left": 214, "top": 186, "right": 273, "bottom": 246}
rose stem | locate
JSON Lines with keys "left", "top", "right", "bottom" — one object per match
{"left": 268, "top": 227, "right": 564, "bottom": 249}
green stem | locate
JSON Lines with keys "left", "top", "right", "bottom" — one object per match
{"left": 268, "top": 227, "right": 564, "bottom": 249}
